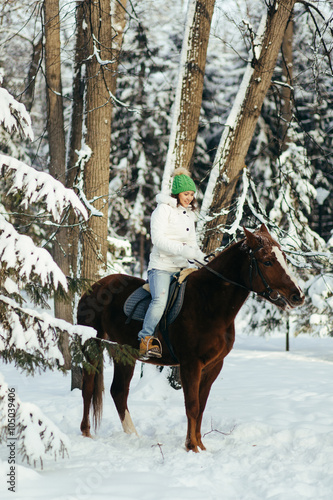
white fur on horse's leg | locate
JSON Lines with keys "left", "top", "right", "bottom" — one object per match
{"left": 121, "top": 410, "right": 138, "bottom": 435}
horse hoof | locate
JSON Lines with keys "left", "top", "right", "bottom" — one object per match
{"left": 81, "top": 429, "right": 92, "bottom": 438}
{"left": 185, "top": 443, "right": 200, "bottom": 453}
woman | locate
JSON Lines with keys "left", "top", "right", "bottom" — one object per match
{"left": 138, "top": 168, "right": 205, "bottom": 358}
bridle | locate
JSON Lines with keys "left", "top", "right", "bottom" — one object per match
{"left": 247, "top": 247, "right": 282, "bottom": 302}
{"left": 193, "top": 244, "right": 283, "bottom": 303}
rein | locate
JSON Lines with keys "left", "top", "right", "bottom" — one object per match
{"left": 193, "top": 259, "right": 250, "bottom": 291}
{"left": 247, "top": 247, "right": 279, "bottom": 301}
{"left": 193, "top": 245, "right": 281, "bottom": 302}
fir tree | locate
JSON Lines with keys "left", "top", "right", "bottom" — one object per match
{"left": 0, "top": 84, "right": 136, "bottom": 465}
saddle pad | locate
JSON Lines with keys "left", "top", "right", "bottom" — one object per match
{"left": 123, "top": 280, "right": 187, "bottom": 325}
{"left": 123, "top": 286, "right": 151, "bottom": 322}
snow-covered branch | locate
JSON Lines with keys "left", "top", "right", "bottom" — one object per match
{"left": 0, "top": 374, "right": 69, "bottom": 468}
{"left": 0, "top": 213, "right": 68, "bottom": 291}
{"left": 0, "top": 87, "right": 33, "bottom": 141}
{"left": 0, "top": 294, "right": 97, "bottom": 362}
{"left": 71, "top": 146, "right": 104, "bottom": 218}
{"left": 223, "top": 167, "right": 250, "bottom": 238}
{"left": 0, "top": 294, "right": 136, "bottom": 370}
{"left": 0, "top": 154, "right": 88, "bottom": 222}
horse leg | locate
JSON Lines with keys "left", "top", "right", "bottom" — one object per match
{"left": 179, "top": 363, "right": 202, "bottom": 453}
{"left": 195, "top": 358, "right": 224, "bottom": 450}
{"left": 80, "top": 340, "right": 104, "bottom": 438}
{"left": 111, "top": 361, "right": 138, "bottom": 435}
{"left": 80, "top": 365, "right": 95, "bottom": 438}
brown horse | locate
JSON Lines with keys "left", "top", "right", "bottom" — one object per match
{"left": 78, "top": 224, "right": 304, "bottom": 452}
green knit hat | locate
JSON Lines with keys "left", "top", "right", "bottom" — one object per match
{"left": 171, "top": 168, "right": 196, "bottom": 195}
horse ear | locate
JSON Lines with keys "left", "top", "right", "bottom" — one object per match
{"left": 259, "top": 223, "right": 269, "bottom": 234}
{"left": 243, "top": 226, "right": 258, "bottom": 248}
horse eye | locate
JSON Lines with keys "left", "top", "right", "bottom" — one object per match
{"left": 264, "top": 261, "right": 272, "bottom": 267}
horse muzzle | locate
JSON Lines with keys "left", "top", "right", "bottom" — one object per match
{"left": 290, "top": 290, "right": 305, "bottom": 307}
{"left": 271, "top": 288, "right": 305, "bottom": 309}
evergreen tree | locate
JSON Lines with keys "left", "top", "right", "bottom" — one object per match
{"left": 244, "top": 1, "right": 333, "bottom": 338}
{"left": 0, "top": 84, "right": 136, "bottom": 465}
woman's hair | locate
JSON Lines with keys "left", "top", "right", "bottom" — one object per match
{"left": 171, "top": 194, "right": 198, "bottom": 211}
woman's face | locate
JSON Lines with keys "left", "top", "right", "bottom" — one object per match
{"left": 178, "top": 191, "right": 195, "bottom": 208}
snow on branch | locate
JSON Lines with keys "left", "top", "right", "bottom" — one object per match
{"left": 0, "top": 213, "right": 68, "bottom": 291}
{"left": 0, "top": 88, "right": 34, "bottom": 141}
{"left": 0, "top": 374, "right": 69, "bottom": 468}
{"left": 223, "top": 167, "right": 250, "bottom": 237}
{"left": 92, "top": 34, "right": 115, "bottom": 66}
{"left": 0, "top": 154, "right": 88, "bottom": 222}
{"left": 0, "top": 293, "right": 137, "bottom": 457}
{"left": 0, "top": 294, "right": 96, "bottom": 364}
{"left": 0, "top": 295, "right": 64, "bottom": 367}
{"left": 71, "top": 146, "right": 103, "bottom": 217}
{"left": 0, "top": 296, "right": 137, "bottom": 466}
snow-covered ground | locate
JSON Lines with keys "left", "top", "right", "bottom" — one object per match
{"left": 1, "top": 329, "right": 332, "bottom": 500}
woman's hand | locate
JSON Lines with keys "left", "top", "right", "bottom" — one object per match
{"left": 182, "top": 245, "right": 205, "bottom": 262}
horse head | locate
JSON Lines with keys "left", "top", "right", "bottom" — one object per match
{"left": 243, "top": 224, "right": 305, "bottom": 310}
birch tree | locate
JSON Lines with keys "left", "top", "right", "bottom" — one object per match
{"left": 280, "top": 15, "right": 293, "bottom": 149}
{"left": 162, "top": 0, "right": 216, "bottom": 191}
{"left": 200, "top": 0, "right": 296, "bottom": 253}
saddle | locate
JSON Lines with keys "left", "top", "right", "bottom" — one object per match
{"left": 123, "top": 268, "right": 197, "bottom": 361}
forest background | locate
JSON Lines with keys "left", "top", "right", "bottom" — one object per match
{"left": 0, "top": 0, "right": 333, "bottom": 465}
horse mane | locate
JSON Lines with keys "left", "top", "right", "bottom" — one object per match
{"left": 208, "top": 237, "right": 247, "bottom": 264}
{"left": 209, "top": 229, "right": 280, "bottom": 265}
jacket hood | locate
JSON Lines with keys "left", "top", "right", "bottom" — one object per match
{"left": 155, "top": 193, "right": 177, "bottom": 208}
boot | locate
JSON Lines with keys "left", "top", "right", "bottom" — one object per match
{"left": 139, "top": 336, "right": 162, "bottom": 359}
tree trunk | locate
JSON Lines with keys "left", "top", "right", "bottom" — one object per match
{"left": 67, "top": 0, "right": 128, "bottom": 284}
{"left": 69, "top": 0, "right": 128, "bottom": 389}
{"left": 24, "top": 35, "right": 42, "bottom": 112}
{"left": 67, "top": 2, "right": 85, "bottom": 191}
{"left": 280, "top": 15, "right": 293, "bottom": 149}
{"left": 66, "top": 0, "right": 85, "bottom": 284}
{"left": 80, "top": 0, "right": 114, "bottom": 283}
{"left": 110, "top": 0, "right": 128, "bottom": 96}
{"left": 66, "top": 2, "right": 86, "bottom": 390}
{"left": 200, "top": 0, "right": 296, "bottom": 253}
{"left": 162, "top": 0, "right": 216, "bottom": 190}
{"left": 44, "top": 0, "right": 71, "bottom": 368}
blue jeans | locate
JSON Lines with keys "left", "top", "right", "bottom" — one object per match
{"left": 138, "top": 269, "right": 175, "bottom": 340}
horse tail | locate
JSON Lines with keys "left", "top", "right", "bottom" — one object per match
{"left": 92, "top": 338, "right": 104, "bottom": 431}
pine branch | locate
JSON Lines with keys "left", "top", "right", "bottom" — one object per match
{"left": 0, "top": 212, "right": 68, "bottom": 293}
{"left": 0, "top": 154, "right": 88, "bottom": 222}
{"left": 0, "top": 87, "right": 33, "bottom": 140}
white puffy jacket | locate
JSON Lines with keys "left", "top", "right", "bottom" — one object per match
{"left": 147, "top": 193, "right": 205, "bottom": 272}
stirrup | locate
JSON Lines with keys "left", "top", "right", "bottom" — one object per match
{"left": 139, "top": 336, "right": 162, "bottom": 359}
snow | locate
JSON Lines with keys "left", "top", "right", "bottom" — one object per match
{"left": 0, "top": 214, "right": 68, "bottom": 291}
{"left": 1, "top": 331, "right": 332, "bottom": 499}
{"left": 224, "top": 167, "right": 249, "bottom": 237}
{"left": 0, "top": 154, "right": 89, "bottom": 222}
{"left": 1, "top": 1, "right": 333, "bottom": 497}
{"left": 316, "top": 187, "right": 330, "bottom": 206}
{"left": 0, "top": 88, "right": 33, "bottom": 141}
